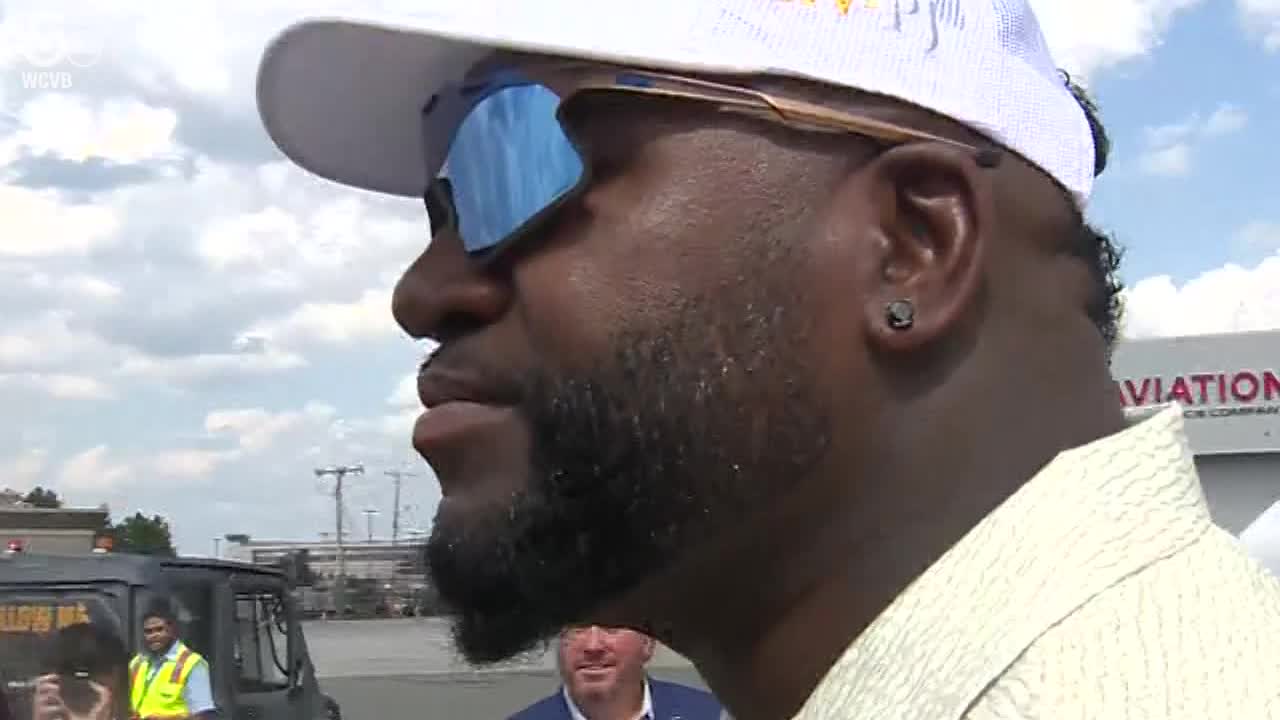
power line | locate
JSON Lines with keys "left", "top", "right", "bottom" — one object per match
{"left": 384, "top": 469, "right": 418, "bottom": 545}
{"left": 314, "top": 464, "right": 363, "bottom": 610}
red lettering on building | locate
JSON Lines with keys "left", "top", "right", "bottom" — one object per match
{"left": 1116, "top": 369, "right": 1280, "bottom": 407}
{"left": 1232, "top": 372, "right": 1259, "bottom": 402}
{"left": 1168, "top": 376, "right": 1193, "bottom": 405}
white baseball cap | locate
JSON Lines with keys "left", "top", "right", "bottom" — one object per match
{"left": 256, "top": 0, "right": 1096, "bottom": 206}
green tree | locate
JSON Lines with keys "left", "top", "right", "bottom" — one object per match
{"left": 110, "top": 512, "right": 176, "bottom": 556}
{"left": 23, "top": 487, "right": 62, "bottom": 508}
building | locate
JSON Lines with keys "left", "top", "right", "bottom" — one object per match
{"left": 223, "top": 536, "right": 426, "bottom": 584}
{"left": 0, "top": 503, "right": 110, "bottom": 555}
{"left": 1110, "top": 329, "right": 1280, "bottom": 534}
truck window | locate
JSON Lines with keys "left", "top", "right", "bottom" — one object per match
{"left": 232, "top": 591, "right": 290, "bottom": 693}
{"left": 0, "top": 592, "right": 128, "bottom": 720}
{"left": 141, "top": 578, "right": 216, "bottom": 666}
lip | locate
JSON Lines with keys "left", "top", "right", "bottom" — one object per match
{"left": 413, "top": 401, "right": 513, "bottom": 459}
{"left": 575, "top": 664, "right": 616, "bottom": 675}
{"left": 412, "top": 366, "right": 521, "bottom": 488}
{"left": 417, "top": 367, "right": 512, "bottom": 410}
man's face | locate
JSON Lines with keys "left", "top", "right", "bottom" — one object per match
{"left": 397, "top": 74, "right": 838, "bottom": 663}
{"left": 142, "top": 617, "right": 173, "bottom": 653}
{"left": 558, "top": 625, "right": 654, "bottom": 702}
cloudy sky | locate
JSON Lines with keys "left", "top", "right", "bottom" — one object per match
{"left": 1, "top": 1, "right": 1278, "bottom": 555}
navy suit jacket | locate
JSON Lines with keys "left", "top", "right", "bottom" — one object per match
{"left": 509, "top": 677, "right": 722, "bottom": 720}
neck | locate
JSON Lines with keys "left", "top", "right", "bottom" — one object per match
{"left": 571, "top": 678, "right": 646, "bottom": 720}
{"left": 643, "top": 364, "right": 1125, "bottom": 720}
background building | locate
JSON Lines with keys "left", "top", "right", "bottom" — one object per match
{"left": 224, "top": 536, "right": 425, "bottom": 582}
{"left": 1110, "top": 329, "right": 1280, "bottom": 533}
{"left": 0, "top": 492, "right": 109, "bottom": 555}
{"left": 223, "top": 535, "right": 437, "bottom": 616}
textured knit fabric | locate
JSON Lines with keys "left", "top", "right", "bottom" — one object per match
{"left": 793, "top": 404, "right": 1280, "bottom": 719}
{"left": 256, "top": 0, "right": 1096, "bottom": 205}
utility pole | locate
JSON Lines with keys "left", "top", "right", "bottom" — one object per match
{"left": 384, "top": 469, "right": 418, "bottom": 545}
{"left": 362, "top": 509, "right": 378, "bottom": 543}
{"left": 315, "top": 464, "right": 363, "bottom": 613}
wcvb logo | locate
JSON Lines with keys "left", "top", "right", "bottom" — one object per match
{"left": 2, "top": 13, "right": 104, "bottom": 91}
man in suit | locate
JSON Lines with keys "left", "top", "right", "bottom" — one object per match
{"left": 511, "top": 625, "right": 720, "bottom": 720}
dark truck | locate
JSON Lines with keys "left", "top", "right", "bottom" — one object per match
{"left": 0, "top": 551, "right": 341, "bottom": 720}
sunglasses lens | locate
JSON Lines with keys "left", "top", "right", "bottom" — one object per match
{"left": 443, "top": 82, "right": 585, "bottom": 254}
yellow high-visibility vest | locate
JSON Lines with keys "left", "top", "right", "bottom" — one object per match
{"left": 129, "top": 642, "right": 203, "bottom": 719}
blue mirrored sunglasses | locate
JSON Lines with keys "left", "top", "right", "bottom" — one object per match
{"left": 423, "top": 67, "right": 1000, "bottom": 258}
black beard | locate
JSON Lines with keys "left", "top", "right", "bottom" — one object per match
{"left": 425, "top": 288, "right": 832, "bottom": 665}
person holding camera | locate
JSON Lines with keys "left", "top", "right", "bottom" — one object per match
{"left": 30, "top": 622, "right": 129, "bottom": 720}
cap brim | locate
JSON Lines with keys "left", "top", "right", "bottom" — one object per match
{"left": 256, "top": 8, "right": 755, "bottom": 198}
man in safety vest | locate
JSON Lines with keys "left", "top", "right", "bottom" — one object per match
{"left": 128, "top": 599, "right": 215, "bottom": 720}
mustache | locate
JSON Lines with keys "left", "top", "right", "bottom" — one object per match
{"left": 420, "top": 344, "right": 529, "bottom": 405}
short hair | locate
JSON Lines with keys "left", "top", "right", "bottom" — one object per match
{"left": 142, "top": 597, "right": 177, "bottom": 624}
{"left": 41, "top": 622, "right": 129, "bottom": 678}
{"left": 1059, "top": 71, "right": 1125, "bottom": 351}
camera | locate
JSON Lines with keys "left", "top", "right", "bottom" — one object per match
{"left": 57, "top": 671, "right": 101, "bottom": 717}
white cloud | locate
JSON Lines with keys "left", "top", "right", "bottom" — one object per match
{"left": 1, "top": 2, "right": 317, "bottom": 106}
{"left": 383, "top": 374, "right": 424, "bottom": 444}
{"left": 1202, "top": 104, "right": 1249, "bottom": 136}
{"left": 378, "top": 408, "right": 420, "bottom": 443}
{"left": 246, "top": 288, "right": 398, "bottom": 348}
{"left": 0, "top": 185, "right": 120, "bottom": 257}
{"left": 1138, "top": 143, "right": 1191, "bottom": 177}
{"left": 0, "top": 448, "right": 49, "bottom": 489}
{"left": 115, "top": 350, "right": 308, "bottom": 384}
{"left": 59, "top": 445, "right": 133, "bottom": 494}
{"left": 0, "top": 372, "right": 113, "bottom": 400}
{"left": 20, "top": 271, "right": 122, "bottom": 300}
{"left": 1030, "top": 0, "right": 1204, "bottom": 79}
{"left": 1143, "top": 117, "right": 1196, "bottom": 148}
{"left": 0, "top": 306, "right": 307, "bottom": 388}
{"left": 0, "top": 312, "right": 108, "bottom": 372}
{"left": 197, "top": 206, "right": 303, "bottom": 271}
{"left": 149, "top": 449, "right": 238, "bottom": 479}
{"left": 1238, "top": 221, "right": 1280, "bottom": 252}
{"left": 3, "top": 94, "right": 181, "bottom": 165}
{"left": 130, "top": 6, "right": 236, "bottom": 98}
{"left": 1137, "top": 103, "right": 1249, "bottom": 177}
{"left": 389, "top": 373, "right": 419, "bottom": 408}
{"left": 0, "top": 334, "right": 43, "bottom": 368}
{"left": 1237, "top": 0, "right": 1280, "bottom": 51}
{"left": 38, "top": 374, "right": 112, "bottom": 399}
{"left": 205, "top": 402, "right": 336, "bottom": 453}
{"left": 1121, "top": 253, "right": 1280, "bottom": 339}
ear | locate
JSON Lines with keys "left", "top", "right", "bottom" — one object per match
{"left": 639, "top": 634, "right": 656, "bottom": 662}
{"left": 850, "top": 143, "right": 989, "bottom": 354}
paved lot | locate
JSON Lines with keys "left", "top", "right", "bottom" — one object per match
{"left": 304, "top": 618, "right": 709, "bottom": 719}
{"left": 319, "top": 667, "right": 709, "bottom": 719}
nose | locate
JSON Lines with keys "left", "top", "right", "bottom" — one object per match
{"left": 581, "top": 626, "right": 608, "bottom": 651}
{"left": 392, "top": 228, "right": 511, "bottom": 343}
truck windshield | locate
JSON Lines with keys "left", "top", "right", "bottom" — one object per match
{"left": 0, "top": 590, "right": 128, "bottom": 720}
